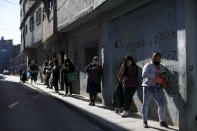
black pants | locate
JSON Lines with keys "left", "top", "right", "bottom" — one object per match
{"left": 31, "top": 72, "right": 38, "bottom": 83}
{"left": 89, "top": 93, "right": 97, "bottom": 104}
{"left": 123, "top": 87, "right": 137, "bottom": 111}
{"left": 53, "top": 81, "right": 59, "bottom": 92}
{"left": 65, "top": 81, "right": 72, "bottom": 95}
{"left": 46, "top": 74, "right": 51, "bottom": 88}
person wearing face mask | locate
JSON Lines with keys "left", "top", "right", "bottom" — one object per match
{"left": 118, "top": 55, "right": 139, "bottom": 117}
{"left": 141, "top": 51, "right": 168, "bottom": 128}
{"left": 85, "top": 56, "right": 103, "bottom": 106}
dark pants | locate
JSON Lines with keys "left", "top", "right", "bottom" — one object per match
{"left": 65, "top": 81, "right": 72, "bottom": 95}
{"left": 46, "top": 74, "right": 51, "bottom": 88}
{"left": 31, "top": 72, "right": 38, "bottom": 83}
{"left": 89, "top": 93, "right": 97, "bottom": 104}
{"left": 123, "top": 87, "right": 137, "bottom": 111}
{"left": 53, "top": 81, "right": 59, "bottom": 92}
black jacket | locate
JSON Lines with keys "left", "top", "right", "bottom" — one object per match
{"left": 85, "top": 63, "right": 103, "bottom": 84}
{"left": 52, "top": 64, "right": 60, "bottom": 81}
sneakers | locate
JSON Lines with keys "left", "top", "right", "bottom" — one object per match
{"left": 160, "top": 121, "right": 168, "bottom": 128}
{"left": 121, "top": 111, "right": 129, "bottom": 117}
{"left": 143, "top": 121, "right": 149, "bottom": 128}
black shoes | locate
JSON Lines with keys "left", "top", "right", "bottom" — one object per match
{"left": 89, "top": 102, "right": 95, "bottom": 106}
{"left": 143, "top": 121, "right": 168, "bottom": 128}
{"left": 143, "top": 121, "right": 149, "bottom": 128}
{"left": 160, "top": 121, "right": 168, "bottom": 128}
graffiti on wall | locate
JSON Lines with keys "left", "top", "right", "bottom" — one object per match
{"left": 113, "top": 30, "right": 178, "bottom": 94}
{"left": 115, "top": 30, "right": 177, "bottom": 57}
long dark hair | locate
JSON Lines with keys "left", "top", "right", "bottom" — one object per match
{"left": 63, "top": 58, "right": 75, "bottom": 72}
{"left": 118, "top": 55, "right": 136, "bottom": 81}
{"left": 123, "top": 55, "right": 136, "bottom": 66}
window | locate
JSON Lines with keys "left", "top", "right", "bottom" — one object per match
{"left": 29, "top": 15, "right": 34, "bottom": 31}
{"left": 42, "top": 7, "right": 46, "bottom": 21}
{"left": 23, "top": 3, "right": 26, "bottom": 14}
{"left": 5, "top": 57, "right": 8, "bottom": 60}
{"left": 36, "top": 7, "right": 41, "bottom": 25}
{"left": 49, "top": 0, "right": 53, "bottom": 12}
{"left": 1, "top": 49, "right": 7, "bottom": 52}
{"left": 25, "top": 24, "right": 28, "bottom": 34}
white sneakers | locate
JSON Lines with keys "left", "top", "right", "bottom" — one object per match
{"left": 121, "top": 110, "right": 129, "bottom": 117}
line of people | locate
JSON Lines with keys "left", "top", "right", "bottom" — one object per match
{"left": 42, "top": 58, "right": 76, "bottom": 95}
{"left": 20, "top": 51, "right": 169, "bottom": 129}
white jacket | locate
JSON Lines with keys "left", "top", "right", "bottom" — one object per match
{"left": 142, "top": 62, "right": 166, "bottom": 87}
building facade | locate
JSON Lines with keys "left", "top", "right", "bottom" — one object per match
{"left": 10, "top": 52, "right": 27, "bottom": 75}
{"left": 20, "top": 0, "right": 50, "bottom": 81}
{"left": 19, "top": 0, "right": 197, "bottom": 130}
{"left": 0, "top": 36, "right": 13, "bottom": 73}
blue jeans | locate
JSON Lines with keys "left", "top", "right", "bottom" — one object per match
{"left": 142, "top": 84, "right": 165, "bottom": 122}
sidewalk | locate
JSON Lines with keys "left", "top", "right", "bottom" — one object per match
{"left": 5, "top": 75, "right": 179, "bottom": 131}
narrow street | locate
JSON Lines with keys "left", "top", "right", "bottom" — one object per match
{"left": 0, "top": 75, "right": 103, "bottom": 131}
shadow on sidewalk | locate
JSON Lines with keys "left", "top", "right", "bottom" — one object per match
{"left": 95, "top": 104, "right": 114, "bottom": 110}
{"left": 149, "top": 126, "right": 178, "bottom": 131}
{"left": 69, "top": 94, "right": 91, "bottom": 103}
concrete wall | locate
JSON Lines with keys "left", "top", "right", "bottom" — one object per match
{"left": 102, "top": 0, "right": 179, "bottom": 125}
{"left": 179, "top": 0, "right": 197, "bottom": 130}
{"left": 20, "top": 0, "right": 35, "bottom": 23}
{"left": 57, "top": 0, "right": 108, "bottom": 31}
{"left": 42, "top": 8, "right": 54, "bottom": 43}
{"left": 66, "top": 18, "right": 102, "bottom": 99}
{"left": 25, "top": 3, "right": 43, "bottom": 48}
{"left": 186, "top": 1, "right": 197, "bottom": 129}
{"left": 57, "top": 0, "right": 94, "bottom": 30}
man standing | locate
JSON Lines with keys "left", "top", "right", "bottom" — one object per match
{"left": 52, "top": 58, "right": 60, "bottom": 93}
{"left": 141, "top": 51, "right": 168, "bottom": 128}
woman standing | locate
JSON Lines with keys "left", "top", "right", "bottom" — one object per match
{"left": 118, "top": 55, "right": 139, "bottom": 117}
{"left": 51, "top": 58, "right": 60, "bottom": 93}
{"left": 61, "top": 58, "right": 75, "bottom": 95}
{"left": 85, "top": 56, "right": 103, "bottom": 106}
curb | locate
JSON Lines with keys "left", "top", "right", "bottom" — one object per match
{"left": 20, "top": 81, "right": 128, "bottom": 131}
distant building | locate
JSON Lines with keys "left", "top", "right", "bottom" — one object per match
{"left": 10, "top": 44, "right": 23, "bottom": 74}
{"left": 13, "top": 44, "right": 20, "bottom": 58}
{"left": 0, "top": 36, "right": 13, "bottom": 73}
{"left": 10, "top": 52, "right": 27, "bottom": 75}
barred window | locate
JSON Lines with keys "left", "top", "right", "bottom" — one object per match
{"left": 29, "top": 15, "right": 34, "bottom": 31}
{"left": 36, "top": 7, "right": 41, "bottom": 25}
{"left": 25, "top": 24, "right": 28, "bottom": 34}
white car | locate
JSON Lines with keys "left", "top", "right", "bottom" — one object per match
{"left": 3, "top": 70, "right": 10, "bottom": 75}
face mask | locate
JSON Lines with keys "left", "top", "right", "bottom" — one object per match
{"left": 153, "top": 61, "right": 160, "bottom": 65}
{"left": 93, "top": 61, "right": 99, "bottom": 65}
{"left": 127, "top": 61, "right": 132, "bottom": 66}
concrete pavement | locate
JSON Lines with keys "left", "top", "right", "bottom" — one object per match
{"left": 3, "top": 75, "right": 179, "bottom": 131}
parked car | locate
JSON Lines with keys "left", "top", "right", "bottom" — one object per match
{"left": 3, "top": 70, "right": 10, "bottom": 75}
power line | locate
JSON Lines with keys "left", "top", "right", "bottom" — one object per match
{"left": 3, "top": 0, "right": 19, "bottom": 6}
{"left": 2, "top": 0, "right": 19, "bottom": 6}
{"left": 0, "top": 27, "right": 20, "bottom": 32}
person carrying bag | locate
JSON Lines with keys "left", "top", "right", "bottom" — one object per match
{"left": 61, "top": 58, "right": 76, "bottom": 96}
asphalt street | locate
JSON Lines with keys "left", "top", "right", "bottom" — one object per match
{"left": 0, "top": 75, "right": 103, "bottom": 131}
